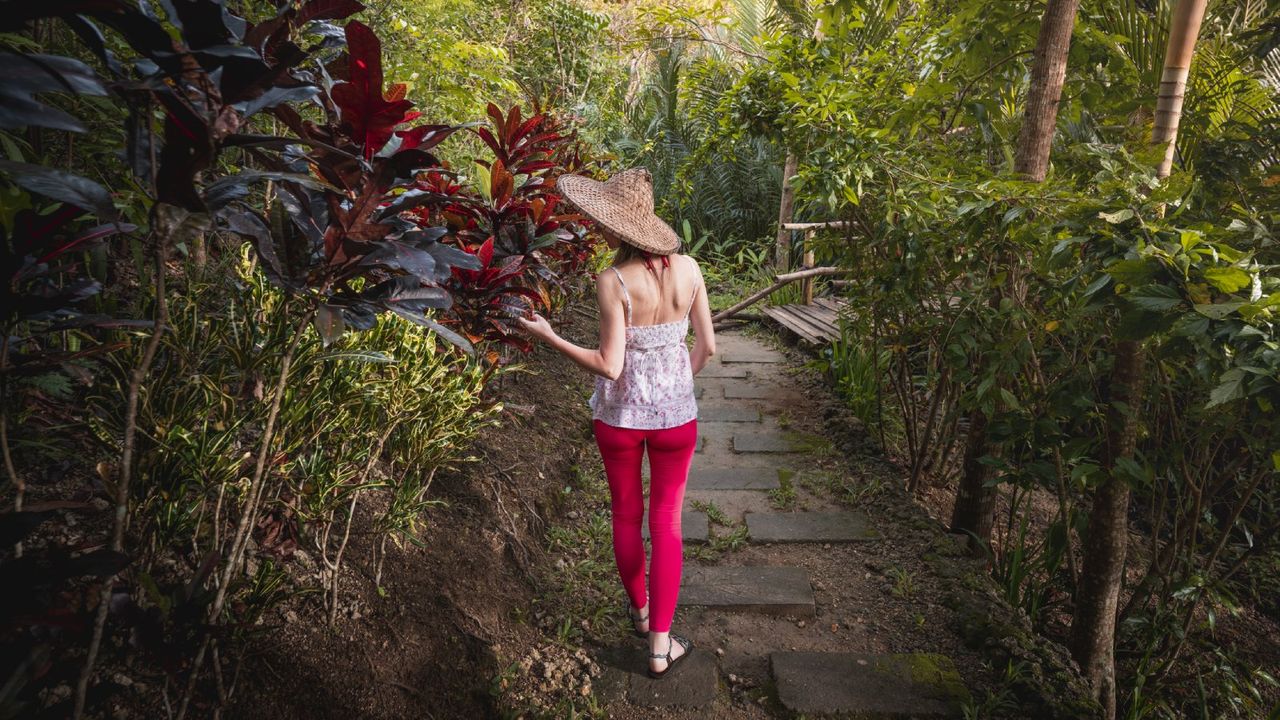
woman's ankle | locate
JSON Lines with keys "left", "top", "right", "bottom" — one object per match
{"left": 649, "top": 630, "right": 670, "bottom": 651}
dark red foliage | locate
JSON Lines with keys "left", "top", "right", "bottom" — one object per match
{"left": 396, "top": 103, "right": 598, "bottom": 352}
{"left": 330, "top": 21, "right": 421, "bottom": 160}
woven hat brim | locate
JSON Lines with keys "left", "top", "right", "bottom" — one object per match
{"left": 558, "top": 174, "right": 681, "bottom": 255}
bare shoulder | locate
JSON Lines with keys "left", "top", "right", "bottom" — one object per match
{"left": 679, "top": 254, "right": 704, "bottom": 282}
{"left": 595, "top": 267, "right": 621, "bottom": 297}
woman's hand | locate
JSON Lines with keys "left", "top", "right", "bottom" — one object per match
{"left": 516, "top": 312, "right": 555, "bottom": 343}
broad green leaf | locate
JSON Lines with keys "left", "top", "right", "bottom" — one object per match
{"left": 1202, "top": 267, "right": 1251, "bottom": 294}
{"left": 1098, "top": 208, "right": 1134, "bottom": 224}
{"left": 1125, "top": 284, "right": 1182, "bottom": 312}
{"left": 1194, "top": 301, "right": 1245, "bottom": 319}
{"left": 1105, "top": 258, "right": 1156, "bottom": 286}
{"left": 1206, "top": 368, "right": 1246, "bottom": 408}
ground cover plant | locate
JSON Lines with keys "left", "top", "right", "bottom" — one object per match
{"left": 0, "top": 1, "right": 599, "bottom": 716}
{"left": 4, "top": 0, "right": 1279, "bottom": 718}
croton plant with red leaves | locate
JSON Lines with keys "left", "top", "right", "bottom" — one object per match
{"left": 401, "top": 104, "right": 599, "bottom": 353}
{"left": 223, "top": 19, "right": 482, "bottom": 349}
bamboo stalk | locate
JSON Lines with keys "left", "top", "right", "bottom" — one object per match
{"left": 710, "top": 267, "right": 849, "bottom": 323}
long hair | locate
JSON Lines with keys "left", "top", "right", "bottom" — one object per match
{"left": 612, "top": 240, "right": 664, "bottom": 267}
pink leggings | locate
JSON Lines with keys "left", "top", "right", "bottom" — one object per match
{"left": 593, "top": 418, "right": 697, "bottom": 633}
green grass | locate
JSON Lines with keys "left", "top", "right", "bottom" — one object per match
{"left": 687, "top": 498, "right": 751, "bottom": 560}
{"left": 690, "top": 499, "right": 731, "bottom": 526}
{"left": 534, "top": 460, "right": 627, "bottom": 646}
{"left": 798, "top": 468, "right": 887, "bottom": 506}
{"left": 768, "top": 472, "right": 798, "bottom": 510}
{"left": 887, "top": 566, "right": 917, "bottom": 599}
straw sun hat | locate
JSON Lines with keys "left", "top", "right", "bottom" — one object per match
{"left": 557, "top": 168, "right": 681, "bottom": 255}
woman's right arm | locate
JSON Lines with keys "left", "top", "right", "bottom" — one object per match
{"left": 687, "top": 258, "right": 716, "bottom": 375}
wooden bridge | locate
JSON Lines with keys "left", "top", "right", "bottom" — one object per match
{"left": 711, "top": 221, "right": 850, "bottom": 345}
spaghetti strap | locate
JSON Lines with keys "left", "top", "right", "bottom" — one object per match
{"left": 610, "top": 266, "right": 632, "bottom": 326}
{"left": 684, "top": 255, "right": 699, "bottom": 320}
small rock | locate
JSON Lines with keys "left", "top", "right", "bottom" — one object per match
{"left": 567, "top": 510, "right": 580, "bottom": 520}
{"left": 797, "top": 620, "right": 806, "bottom": 628}
{"left": 112, "top": 673, "right": 133, "bottom": 687}
{"left": 822, "top": 543, "right": 831, "bottom": 549}
{"left": 715, "top": 647, "right": 724, "bottom": 657}
{"left": 728, "top": 673, "right": 738, "bottom": 684}
{"left": 52, "top": 685, "right": 71, "bottom": 700}
{"left": 285, "top": 610, "right": 299, "bottom": 623}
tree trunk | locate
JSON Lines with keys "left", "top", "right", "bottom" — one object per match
{"left": 1013, "top": 0, "right": 1082, "bottom": 181}
{"left": 1071, "top": 340, "right": 1144, "bottom": 718}
{"left": 1069, "top": 5, "right": 1208, "bottom": 717}
{"left": 1153, "top": 0, "right": 1208, "bottom": 178}
{"left": 950, "top": 408, "right": 997, "bottom": 553}
{"left": 950, "top": 0, "right": 1082, "bottom": 549}
{"left": 774, "top": 153, "right": 798, "bottom": 270}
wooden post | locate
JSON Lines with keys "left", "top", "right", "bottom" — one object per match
{"left": 774, "top": 153, "right": 798, "bottom": 271}
{"left": 802, "top": 229, "right": 816, "bottom": 304}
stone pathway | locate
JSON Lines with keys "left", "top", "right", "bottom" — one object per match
{"left": 594, "top": 331, "right": 971, "bottom": 718}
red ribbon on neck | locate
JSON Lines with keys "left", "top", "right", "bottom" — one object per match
{"left": 642, "top": 251, "right": 670, "bottom": 273}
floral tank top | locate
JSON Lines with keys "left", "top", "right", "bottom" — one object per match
{"left": 589, "top": 259, "right": 699, "bottom": 430}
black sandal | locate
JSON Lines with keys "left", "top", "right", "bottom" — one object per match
{"left": 625, "top": 599, "right": 649, "bottom": 639}
{"left": 647, "top": 634, "right": 693, "bottom": 679}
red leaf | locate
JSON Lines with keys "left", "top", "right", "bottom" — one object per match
{"left": 490, "top": 159, "right": 514, "bottom": 207}
{"left": 474, "top": 127, "right": 504, "bottom": 162}
{"left": 297, "top": 0, "right": 366, "bottom": 23}
{"left": 331, "top": 21, "right": 418, "bottom": 159}
{"left": 510, "top": 114, "right": 543, "bottom": 146}
{"left": 396, "top": 124, "right": 456, "bottom": 152}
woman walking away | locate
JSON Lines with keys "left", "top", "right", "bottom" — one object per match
{"left": 517, "top": 167, "right": 716, "bottom": 678}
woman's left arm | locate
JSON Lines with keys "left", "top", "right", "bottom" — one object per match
{"left": 517, "top": 272, "right": 626, "bottom": 380}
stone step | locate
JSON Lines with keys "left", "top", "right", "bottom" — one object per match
{"left": 720, "top": 348, "right": 785, "bottom": 364}
{"left": 746, "top": 511, "right": 880, "bottom": 543}
{"left": 733, "top": 431, "right": 807, "bottom": 453}
{"left": 593, "top": 644, "right": 718, "bottom": 708}
{"left": 688, "top": 467, "right": 781, "bottom": 491}
{"left": 697, "top": 405, "right": 761, "bottom": 423}
{"left": 721, "top": 380, "right": 794, "bottom": 401}
{"left": 680, "top": 565, "right": 814, "bottom": 616}
{"left": 697, "top": 364, "right": 749, "bottom": 378}
{"left": 770, "top": 652, "right": 969, "bottom": 718}
{"left": 641, "top": 510, "right": 709, "bottom": 544}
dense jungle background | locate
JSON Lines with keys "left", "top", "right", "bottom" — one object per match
{"left": 1, "top": 0, "right": 1277, "bottom": 718}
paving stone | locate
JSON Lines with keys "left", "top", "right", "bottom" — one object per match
{"left": 697, "top": 364, "right": 749, "bottom": 378}
{"left": 688, "top": 467, "right": 780, "bottom": 491}
{"left": 680, "top": 565, "right": 814, "bottom": 616}
{"left": 770, "top": 651, "right": 969, "bottom": 718}
{"left": 746, "top": 511, "right": 881, "bottom": 543}
{"left": 721, "top": 380, "right": 794, "bottom": 400}
{"left": 593, "top": 644, "right": 718, "bottom": 708}
{"left": 697, "top": 405, "right": 761, "bottom": 423}
{"left": 720, "top": 348, "right": 785, "bottom": 364}
{"left": 733, "top": 432, "right": 804, "bottom": 453}
{"left": 641, "top": 510, "right": 708, "bottom": 544}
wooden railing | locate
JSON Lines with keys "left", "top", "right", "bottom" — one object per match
{"left": 779, "top": 221, "right": 850, "bottom": 305}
